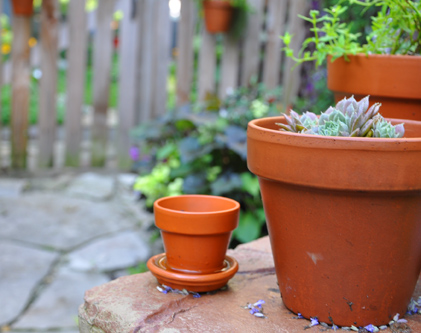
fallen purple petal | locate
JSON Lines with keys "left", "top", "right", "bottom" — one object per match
{"left": 253, "top": 299, "right": 265, "bottom": 308}
{"left": 249, "top": 307, "right": 258, "bottom": 315}
{"left": 364, "top": 324, "right": 376, "bottom": 332}
{"left": 309, "top": 317, "right": 319, "bottom": 327}
{"left": 254, "top": 312, "right": 266, "bottom": 318}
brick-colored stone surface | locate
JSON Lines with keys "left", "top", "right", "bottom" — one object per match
{"left": 79, "top": 237, "right": 421, "bottom": 333}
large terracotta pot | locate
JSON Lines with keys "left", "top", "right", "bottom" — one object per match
{"left": 247, "top": 116, "right": 421, "bottom": 327}
{"left": 153, "top": 195, "right": 239, "bottom": 274}
{"left": 12, "top": 0, "right": 34, "bottom": 16}
{"left": 203, "top": 0, "right": 234, "bottom": 34}
{"left": 327, "top": 54, "right": 421, "bottom": 121}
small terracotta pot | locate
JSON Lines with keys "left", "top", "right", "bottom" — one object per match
{"left": 247, "top": 116, "right": 421, "bottom": 327}
{"left": 154, "top": 195, "right": 240, "bottom": 274}
{"left": 327, "top": 54, "right": 421, "bottom": 121}
{"left": 203, "top": 0, "right": 234, "bottom": 34}
{"left": 12, "top": 0, "right": 34, "bottom": 16}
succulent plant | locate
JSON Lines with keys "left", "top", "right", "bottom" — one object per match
{"left": 277, "top": 96, "right": 405, "bottom": 138}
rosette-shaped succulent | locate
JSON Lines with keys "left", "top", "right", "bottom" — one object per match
{"left": 277, "top": 96, "right": 405, "bottom": 138}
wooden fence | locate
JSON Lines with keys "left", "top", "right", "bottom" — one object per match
{"left": 1, "top": 0, "right": 308, "bottom": 171}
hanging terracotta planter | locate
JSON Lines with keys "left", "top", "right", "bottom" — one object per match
{"left": 328, "top": 54, "right": 421, "bottom": 121}
{"left": 247, "top": 116, "right": 421, "bottom": 327}
{"left": 12, "top": 0, "right": 34, "bottom": 16}
{"left": 147, "top": 195, "right": 240, "bottom": 292}
{"left": 203, "top": 0, "right": 234, "bottom": 34}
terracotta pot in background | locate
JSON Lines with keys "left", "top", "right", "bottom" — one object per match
{"left": 247, "top": 116, "right": 421, "bottom": 327}
{"left": 12, "top": 0, "right": 34, "bottom": 16}
{"left": 327, "top": 54, "right": 421, "bottom": 121}
{"left": 153, "top": 194, "right": 240, "bottom": 274}
{"left": 203, "top": 0, "right": 234, "bottom": 34}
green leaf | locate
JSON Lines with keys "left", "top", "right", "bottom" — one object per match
{"left": 240, "top": 172, "right": 260, "bottom": 197}
{"left": 156, "top": 143, "right": 177, "bottom": 161}
{"left": 233, "top": 212, "right": 261, "bottom": 243}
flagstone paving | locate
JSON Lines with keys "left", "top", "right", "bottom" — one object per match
{"left": 0, "top": 172, "right": 159, "bottom": 332}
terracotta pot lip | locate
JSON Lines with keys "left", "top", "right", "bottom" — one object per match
{"left": 328, "top": 53, "right": 420, "bottom": 61}
{"left": 154, "top": 194, "right": 240, "bottom": 216}
{"left": 204, "top": 0, "right": 233, "bottom": 9}
{"left": 248, "top": 116, "right": 421, "bottom": 144}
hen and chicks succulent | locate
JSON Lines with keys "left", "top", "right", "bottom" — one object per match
{"left": 277, "top": 96, "right": 405, "bottom": 138}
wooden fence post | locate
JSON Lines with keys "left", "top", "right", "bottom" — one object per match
{"left": 92, "top": 0, "right": 116, "bottom": 167}
{"left": 11, "top": 16, "right": 31, "bottom": 169}
{"left": 219, "top": 34, "right": 240, "bottom": 99}
{"left": 0, "top": 0, "right": 3, "bottom": 167}
{"left": 65, "top": 0, "right": 88, "bottom": 167}
{"left": 263, "top": 0, "right": 288, "bottom": 89}
{"left": 117, "top": 0, "right": 139, "bottom": 169}
{"left": 240, "top": 0, "right": 264, "bottom": 86}
{"left": 175, "top": 0, "right": 196, "bottom": 106}
{"left": 136, "top": 0, "right": 154, "bottom": 123}
{"left": 151, "top": 0, "right": 171, "bottom": 118}
{"left": 38, "top": 0, "right": 59, "bottom": 168}
{"left": 197, "top": 28, "right": 216, "bottom": 101}
{"left": 282, "top": 0, "right": 308, "bottom": 113}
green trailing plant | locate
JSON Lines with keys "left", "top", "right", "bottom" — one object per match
{"left": 277, "top": 95, "right": 405, "bottom": 138}
{"left": 281, "top": 0, "right": 421, "bottom": 67}
{"left": 132, "top": 83, "right": 282, "bottom": 245}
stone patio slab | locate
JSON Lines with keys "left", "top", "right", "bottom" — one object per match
{"left": 0, "top": 241, "right": 58, "bottom": 326}
{"left": 0, "top": 193, "right": 136, "bottom": 250}
{"left": 65, "top": 172, "right": 115, "bottom": 201}
{"left": 13, "top": 268, "right": 109, "bottom": 331}
{"left": 66, "top": 231, "right": 150, "bottom": 272}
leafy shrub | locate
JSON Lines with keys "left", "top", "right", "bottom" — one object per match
{"left": 132, "top": 83, "right": 283, "bottom": 245}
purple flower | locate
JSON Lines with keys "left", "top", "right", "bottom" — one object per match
{"left": 254, "top": 312, "right": 266, "bottom": 318}
{"left": 157, "top": 285, "right": 172, "bottom": 294}
{"left": 192, "top": 292, "right": 201, "bottom": 298}
{"left": 129, "top": 146, "right": 140, "bottom": 161}
{"left": 310, "top": 317, "right": 319, "bottom": 327}
{"left": 253, "top": 300, "right": 265, "bottom": 308}
{"left": 393, "top": 313, "right": 407, "bottom": 323}
{"left": 364, "top": 324, "right": 376, "bottom": 332}
{"left": 250, "top": 307, "right": 259, "bottom": 315}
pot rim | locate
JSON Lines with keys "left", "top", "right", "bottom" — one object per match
{"left": 328, "top": 53, "right": 421, "bottom": 61}
{"left": 154, "top": 194, "right": 240, "bottom": 216}
{"left": 248, "top": 116, "right": 421, "bottom": 148}
{"left": 247, "top": 116, "right": 421, "bottom": 191}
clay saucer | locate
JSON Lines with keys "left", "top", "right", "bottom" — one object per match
{"left": 147, "top": 253, "right": 239, "bottom": 292}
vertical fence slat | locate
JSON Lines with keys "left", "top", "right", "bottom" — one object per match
{"left": 11, "top": 16, "right": 31, "bottom": 169}
{"left": 38, "top": 0, "right": 59, "bottom": 168}
{"left": 64, "top": 0, "right": 88, "bottom": 167}
{"left": 91, "top": 0, "right": 116, "bottom": 167}
{"left": 219, "top": 36, "right": 240, "bottom": 99}
{"left": 0, "top": 0, "right": 3, "bottom": 167}
{"left": 175, "top": 0, "right": 195, "bottom": 106}
{"left": 240, "top": 0, "right": 264, "bottom": 86}
{"left": 151, "top": 0, "right": 171, "bottom": 118}
{"left": 282, "top": 0, "right": 308, "bottom": 112}
{"left": 263, "top": 0, "right": 288, "bottom": 89}
{"left": 197, "top": 29, "right": 216, "bottom": 101}
{"left": 136, "top": 0, "right": 154, "bottom": 122}
{"left": 117, "top": 0, "right": 138, "bottom": 169}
